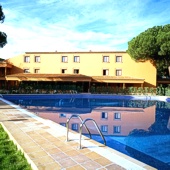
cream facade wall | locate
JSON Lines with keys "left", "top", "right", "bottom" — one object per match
{"left": 7, "top": 51, "right": 156, "bottom": 87}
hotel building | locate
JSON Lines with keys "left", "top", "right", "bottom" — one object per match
{"left": 0, "top": 51, "right": 156, "bottom": 92}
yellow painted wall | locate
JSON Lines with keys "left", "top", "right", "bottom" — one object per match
{"left": 7, "top": 51, "right": 156, "bottom": 87}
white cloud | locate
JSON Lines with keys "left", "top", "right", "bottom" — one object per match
{"left": 37, "top": 0, "right": 60, "bottom": 4}
{"left": 0, "top": 0, "right": 170, "bottom": 59}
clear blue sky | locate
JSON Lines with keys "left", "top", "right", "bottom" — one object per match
{"left": 0, "top": 0, "right": 170, "bottom": 59}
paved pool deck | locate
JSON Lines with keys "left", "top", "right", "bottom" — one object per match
{"left": 0, "top": 98, "right": 156, "bottom": 170}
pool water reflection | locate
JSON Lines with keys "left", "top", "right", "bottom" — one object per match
{"left": 4, "top": 95, "right": 170, "bottom": 170}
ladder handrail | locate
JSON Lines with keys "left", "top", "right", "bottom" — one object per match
{"left": 79, "top": 118, "right": 106, "bottom": 149}
{"left": 66, "top": 114, "right": 92, "bottom": 141}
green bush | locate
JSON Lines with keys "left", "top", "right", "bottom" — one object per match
{"left": 0, "top": 125, "right": 32, "bottom": 170}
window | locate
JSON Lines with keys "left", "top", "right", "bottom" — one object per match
{"left": 74, "top": 56, "right": 80, "bottom": 62}
{"left": 35, "top": 56, "right": 40, "bottom": 63}
{"left": 24, "top": 56, "right": 30, "bottom": 63}
{"left": 103, "top": 69, "right": 109, "bottom": 76}
{"left": 59, "top": 113, "right": 66, "bottom": 117}
{"left": 74, "top": 69, "right": 79, "bottom": 74}
{"left": 101, "top": 125, "right": 108, "bottom": 133}
{"left": 24, "top": 69, "right": 30, "bottom": 73}
{"left": 62, "top": 56, "right": 68, "bottom": 62}
{"left": 72, "top": 123, "right": 78, "bottom": 131}
{"left": 103, "top": 56, "right": 109, "bottom": 62}
{"left": 61, "top": 69, "right": 67, "bottom": 74}
{"left": 116, "top": 56, "right": 122, "bottom": 63}
{"left": 114, "top": 112, "right": 121, "bottom": 120}
{"left": 101, "top": 112, "right": 108, "bottom": 119}
{"left": 116, "top": 69, "right": 122, "bottom": 76}
{"left": 113, "top": 126, "right": 121, "bottom": 134}
{"left": 60, "top": 123, "right": 66, "bottom": 127}
{"left": 34, "top": 69, "right": 40, "bottom": 73}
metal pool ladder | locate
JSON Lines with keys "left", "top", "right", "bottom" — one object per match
{"left": 66, "top": 115, "right": 106, "bottom": 149}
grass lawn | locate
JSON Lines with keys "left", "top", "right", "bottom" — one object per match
{"left": 0, "top": 124, "right": 32, "bottom": 170}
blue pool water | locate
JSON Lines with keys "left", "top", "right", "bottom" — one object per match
{"left": 2, "top": 94, "right": 170, "bottom": 170}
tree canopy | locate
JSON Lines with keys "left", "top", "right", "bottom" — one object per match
{"left": 127, "top": 24, "right": 170, "bottom": 76}
{"left": 0, "top": 5, "right": 7, "bottom": 48}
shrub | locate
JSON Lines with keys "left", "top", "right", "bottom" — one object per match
{"left": 0, "top": 125, "right": 31, "bottom": 170}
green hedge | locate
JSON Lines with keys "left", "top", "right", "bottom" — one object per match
{"left": 0, "top": 124, "right": 31, "bottom": 170}
{"left": 1, "top": 84, "right": 170, "bottom": 96}
{"left": 90, "top": 86, "right": 158, "bottom": 95}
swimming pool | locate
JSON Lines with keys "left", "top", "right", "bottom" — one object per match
{"left": 2, "top": 94, "right": 170, "bottom": 169}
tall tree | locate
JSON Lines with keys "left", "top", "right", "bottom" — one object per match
{"left": 127, "top": 24, "right": 170, "bottom": 77}
{"left": 0, "top": 5, "right": 7, "bottom": 48}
